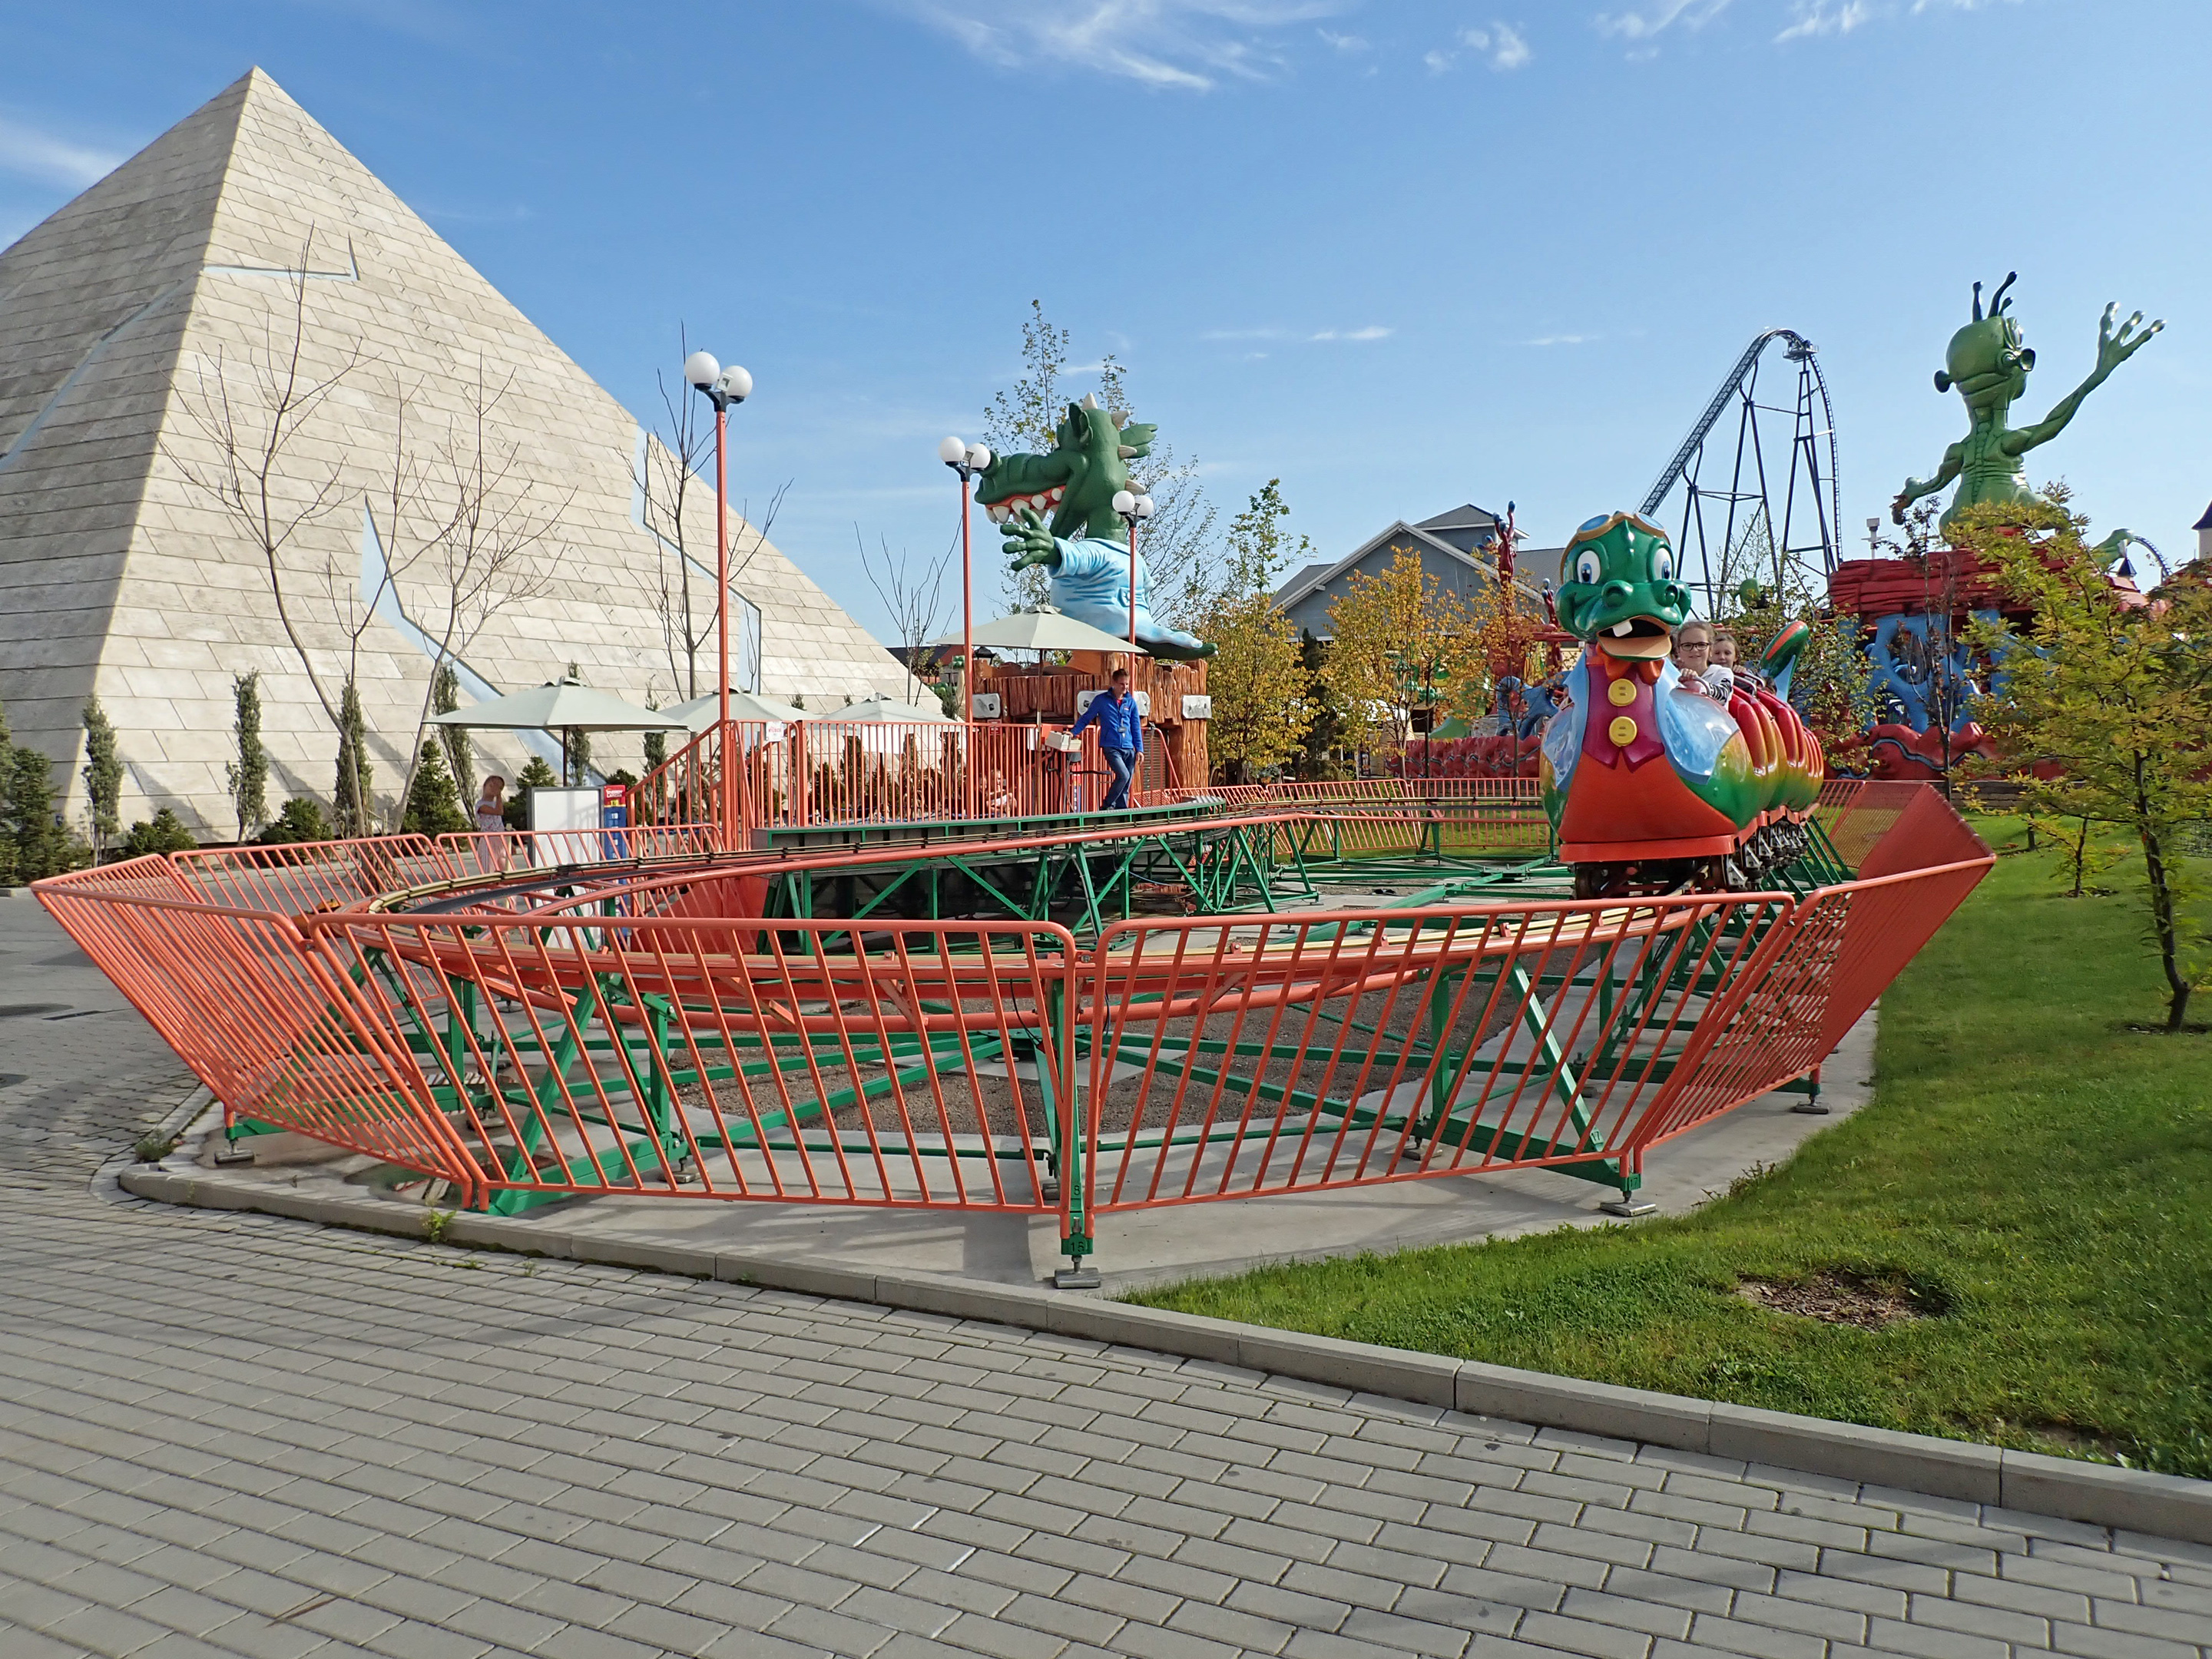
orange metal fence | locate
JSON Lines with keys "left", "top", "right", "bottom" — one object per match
{"left": 35, "top": 782, "right": 1991, "bottom": 1266}
{"left": 636, "top": 719, "right": 1118, "bottom": 830}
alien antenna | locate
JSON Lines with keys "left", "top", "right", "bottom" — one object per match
{"left": 1972, "top": 280, "right": 1983, "bottom": 322}
{"left": 1989, "top": 271, "right": 2018, "bottom": 316}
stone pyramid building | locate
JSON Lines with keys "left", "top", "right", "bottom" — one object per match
{"left": 0, "top": 68, "right": 902, "bottom": 838}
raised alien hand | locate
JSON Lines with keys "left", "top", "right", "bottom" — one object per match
{"left": 1000, "top": 506, "right": 1061, "bottom": 572}
{"left": 2094, "top": 303, "right": 2164, "bottom": 380}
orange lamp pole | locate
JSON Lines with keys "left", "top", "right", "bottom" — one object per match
{"left": 685, "top": 349, "right": 751, "bottom": 847}
{"left": 962, "top": 469, "right": 975, "bottom": 724}
{"left": 714, "top": 400, "right": 731, "bottom": 844}
{"left": 940, "top": 437, "right": 990, "bottom": 818}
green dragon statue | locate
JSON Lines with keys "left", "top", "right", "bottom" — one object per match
{"left": 978, "top": 394, "right": 1214, "bottom": 659}
{"left": 1892, "top": 273, "right": 2162, "bottom": 543}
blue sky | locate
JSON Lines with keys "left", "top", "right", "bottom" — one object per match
{"left": 3, "top": 1, "right": 2207, "bottom": 644}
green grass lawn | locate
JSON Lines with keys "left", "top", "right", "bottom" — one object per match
{"left": 1131, "top": 820, "right": 2212, "bottom": 1476}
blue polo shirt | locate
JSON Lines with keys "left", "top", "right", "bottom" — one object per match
{"left": 1071, "top": 689, "right": 1144, "bottom": 753}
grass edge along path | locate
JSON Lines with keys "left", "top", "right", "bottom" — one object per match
{"left": 1131, "top": 820, "right": 2212, "bottom": 1479}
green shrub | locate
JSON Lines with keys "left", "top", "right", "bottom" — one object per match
{"left": 258, "top": 797, "right": 335, "bottom": 845}
{"left": 506, "top": 755, "right": 558, "bottom": 830}
{"left": 121, "top": 808, "right": 198, "bottom": 856}
{"left": 402, "top": 741, "right": 470, "bottom": 836}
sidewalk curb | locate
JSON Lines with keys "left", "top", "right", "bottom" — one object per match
{"left": 117, "top": 1164, "right": 2212, "bottom": 1547}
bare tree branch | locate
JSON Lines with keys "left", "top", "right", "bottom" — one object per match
{"left": 161, "top": 228, "right": 366, "bottom": 736}
{"left": 859, "top": 526, "right": 953, "bottom": 707}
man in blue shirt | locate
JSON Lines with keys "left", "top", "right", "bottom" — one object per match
{"left": 1070, "top": 668, "right": 1144, "bottom": 810}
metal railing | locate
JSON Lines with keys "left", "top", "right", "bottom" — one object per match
{"left": 35, "top": 782, "right": 1989, "bottom": 1270}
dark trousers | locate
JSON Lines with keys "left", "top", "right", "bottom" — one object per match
{"left": 1101, "top": 748, "right": 1137, "bottom": 810}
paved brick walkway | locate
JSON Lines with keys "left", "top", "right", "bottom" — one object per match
{"left": 4, "top": 895, "right": 2210, "bottom": 1659}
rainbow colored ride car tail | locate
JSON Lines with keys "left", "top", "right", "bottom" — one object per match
{"left": 1539, "top": 512, "right": 1825, "bottom": 896}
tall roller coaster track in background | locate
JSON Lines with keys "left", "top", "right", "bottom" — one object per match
{"left": 1640, "top": 329, "right": 1843, "bottom": 621}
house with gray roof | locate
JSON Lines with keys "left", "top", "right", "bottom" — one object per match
{"left": 1273, "top": 503, "right": 1561, "bottom": 640}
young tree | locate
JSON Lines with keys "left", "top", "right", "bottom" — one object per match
{"left": 1963, "top": 498, "right": 2212, "bottom": 1031}
{"left": 1098, "top": 356, "right": 1219, "bottom": 629}
{"left": 1202, "top": 482, "right": 1314, "bottom": 783}
{"left": 982, "top": 300, "right": 1070, "bottom": 462}
{"left": 431, "top": 661, "right": 471, "bottom": 805}
{"left": 0, "top": 698, "right": 14, "bottom": 886}
{"left": 1292, "top": 630, "right": 1349, "bottom": 781}
{"left": 6, "top": 740, "right": 92, "bottom": 880}
{"left": 1323, "top": 547, "right": 1476, "bottom": 762}
{"left": 386, "top": 358, "right": 566, "bottom": 826}
{"left": 636, "top": 329, "right": 790, "bottom": 700}
{"left": 333, "top": 678, "right": 373, "bottom": 837}
{"left": 163, "top": 232, "right": 365, "bottom": 747}
{"left": 121, "top": 809, "right": 198, "bottom": 856}
{"left": 1204, "top": 596, "right": 1309, "bottom": 783}
{"left": 258, "top": 797, "right": 334, "bottom": 845}
{"left": 982, "top": 303, "right": 1220, "bottom": 614}
{"left": 81, "top": 695, "right": 122, "bottom": 855}
{"left": 642, "top": 695, "right": 669, "bottom": 776}
{"left": 860, "top": 528, "right": 954, "bottom": 709}
{"left": 223, "top": 671, "right": 269, "bottom": 841}
{"left": 509, "top": 754, "right": 558, "bottom": 830}
{"left": 402, "top": 740, "right": 470, "bottom": 835}
{"left": 560, "top": 663, "right": 592, "bottom": 783}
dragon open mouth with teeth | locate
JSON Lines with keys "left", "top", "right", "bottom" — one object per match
{"left": 975, "top": 394, "right": 1214, "bottom": 660}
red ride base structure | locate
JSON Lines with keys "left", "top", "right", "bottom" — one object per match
{"left": 38, "top": 769, "right": 1985, "bottom": 1283}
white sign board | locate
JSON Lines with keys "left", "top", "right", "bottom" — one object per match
{"left": 528, "top": 786, "right": 602, "bottom": 833}
{"left": 1181, "top": 695, "right": 1214, "bottom": 720}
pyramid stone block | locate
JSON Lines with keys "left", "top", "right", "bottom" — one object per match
{"left": 0, "top": 68, "right": 902, "bottom": 837}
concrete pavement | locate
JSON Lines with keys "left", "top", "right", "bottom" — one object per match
{"left": 5, "top": 890, "right": 2210, "bottom": 1659}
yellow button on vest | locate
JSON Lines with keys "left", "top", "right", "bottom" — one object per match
{"left": 1607, "top": 677, "right": 1637, "bottom": 707}
{"left": 1608, "top": 715, "right": 1639, "bottom": 747}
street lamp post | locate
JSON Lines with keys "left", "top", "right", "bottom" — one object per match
{"left": 684, "top": 349, "right": 753, "bottom": 846}
{"left": 937, "top": 436, "right": 992, "bottom": 724}
{"left": 1110, "top": 488, "right": 1154, "bottom": 659}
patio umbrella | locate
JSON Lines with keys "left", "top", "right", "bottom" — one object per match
{"left": 663, "top": 688, "right": 813, "bottom": 733}
{"left": 832, "top": 692, "right": 956, "bottom": 723}
{"left": 926, "top": 605, "right": 1141, "bottom": 657}
{"left": 429, "top": 682, "right": 687, "bottom": 786}
{"left": 427, "top": 683, "right": 687, "bottom": 733}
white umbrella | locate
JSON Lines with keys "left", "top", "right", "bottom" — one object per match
{"left": 927, "top": 605, "right": 1140, "bottom": 657}
{"left": 663, "top": 688, "right": 813, "bottom": 734}
{"left": 833, "top": 692, "right": 956, "bottom": 723}
{"left": 428, "top": 683, "right": 685, "bottom": 732}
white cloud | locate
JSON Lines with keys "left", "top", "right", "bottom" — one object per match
{"left": 1594, "top": 0, "right": 1733, "bottom": 41}
{"left": 1204, "top": 324, "right": 1390, "bottom": 343}
{"left": 1778, "top": 0, "right": 2017, "bottom": 41}
{"left": 1316, "top": 26, "right": 1368, "bottom": 51}
{"left": 1488, "top": 22, "right": 1533, "bottom": 67}
{"left": 0, "top": 114, "right": 124, "bottom": 190}
{"left": 886, "top": 0, "right": 1349, "bottom": 91}
{"left": 1427, "top": 20, "right": 1534, "bottom": 72}
{"left": 1776, "top": 0, "right": 1877, "bottom": 38}
{"left": 1525, "top": 333, "right": 1600, "bottom": 346}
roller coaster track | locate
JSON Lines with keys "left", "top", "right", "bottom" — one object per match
{"left": 1640, "top": 329, "right": 1843, "bottom": 613}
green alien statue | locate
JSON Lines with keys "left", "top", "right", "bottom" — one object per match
{"left": 1892, "top": 273, "right": 2162, "bottom": 541}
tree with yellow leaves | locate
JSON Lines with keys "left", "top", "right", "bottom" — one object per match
{"left": 1323, "top": 546, "right": 1478, "bottom": 760}
{"left": 1959, "top": 496, "right": 2212, "bottom": 1033}
{"left": 1204, "top": 481, "right": 1313, "bottom": 782}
